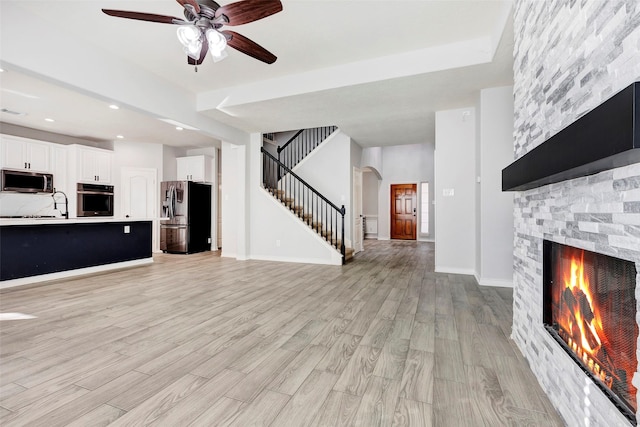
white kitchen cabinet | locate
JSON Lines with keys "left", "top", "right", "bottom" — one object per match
{"left": 50, "top": 145, "right": 68, "bottom": 193}
{"left": 177, "top": 155, "right": 212, "bottom": 182}
{"left": 74, "top": 145, "right": 112, "bottom": 184}
{"left": 0, "top": 135, "right": 50, "bottom": 171}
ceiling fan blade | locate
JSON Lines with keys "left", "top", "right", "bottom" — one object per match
{"left": 188, "top": 42, "right": 209, "bottom": 66}
{"left": 102, "top": 9, "right": 186, "bottom": 25}
{"left": 176, "top": 0, "right": 201, "bottom": 14}
{"left": 215, "top": 0, "right": 282, "bottom": 25}
{"left": 222, "top": 30, "right": 276, "bottom": 64}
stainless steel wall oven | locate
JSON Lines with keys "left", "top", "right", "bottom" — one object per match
{"left": 77, "top": 183, "right": 114, "bottom": 217}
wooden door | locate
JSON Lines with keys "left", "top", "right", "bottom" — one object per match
{"left": 390, "top": 183, "right": 417, "bottom": 240}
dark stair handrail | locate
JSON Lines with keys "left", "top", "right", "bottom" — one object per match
{"left": 276, "top": 126, "right": 337, "bottom": 173}
{"left": 261, "top": 147, "right": 346, "bottom": 264}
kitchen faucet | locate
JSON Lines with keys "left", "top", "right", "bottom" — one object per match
{"left": 52, "top": 189, "right": 69, "bottom": 219}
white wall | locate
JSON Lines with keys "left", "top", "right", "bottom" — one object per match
{"left": 162, "top": 145, "right": 187, "bottom": 181}
{"left": 477, "top": 86, "right": 514, "bottom": 287}
{"left": 294, "top": 131, "right": 354, "bottom": 245}
{"left": 221, "top": 140, "right": 242, "bottom": 259}
{"left": 350, "top": 140, "right": 363, "bottom": 243}
{"left": 113, "top": 141, "right": 163, "bottom": 191}
{"left": 434, "top": 107, "right": 476, "bottom": 274}
{"left": 362, "top": 170, "right": 379, "bottom": 215}
{"left": 377, "top": 143, "right": 434, "bottom": 241}
{"left": 474, "top": 95, "right": 482, "bottom": 280}
{"left": 361, "top": 146, "right": 382, "bottom": 176}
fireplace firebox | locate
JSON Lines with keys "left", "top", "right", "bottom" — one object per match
{"left": 543, "top": 240, "right": 638, "bottom": 423}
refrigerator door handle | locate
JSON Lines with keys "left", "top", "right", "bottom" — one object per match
{"left": 169, "top": 185, "right": 176, "bottom": 219}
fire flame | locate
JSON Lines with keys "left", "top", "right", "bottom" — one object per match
{"left": 563, "top": 254, "right": 602, "bottom": 354}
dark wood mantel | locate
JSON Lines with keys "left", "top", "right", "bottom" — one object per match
{"left": 502, "top": 81, "right": 640, "bottom": 191}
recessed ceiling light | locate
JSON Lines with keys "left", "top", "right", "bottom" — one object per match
{"left": 44, "top": 118, "right": 55, "bottom": 122}
{"left": 157, "top": 118, "right": 199, "bottom": 130}
{"left": 109, "top": 104, "right": 120, "bottom": 110}
{"left": 0, "top": 68, "right": 5, "bottom": 73}
{"left": 116, "top": 135, "right": 124, "bottom": 139}
{"left": 176, "top": 126, "right": 183, "bottom": 131}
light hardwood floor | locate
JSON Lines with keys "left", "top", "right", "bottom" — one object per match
{"left": 0, "top": 240, "right": 564, "bottom": 426}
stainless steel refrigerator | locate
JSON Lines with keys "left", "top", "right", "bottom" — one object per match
{"left": 160, "top": 181, "right": 212, "bottom": 254}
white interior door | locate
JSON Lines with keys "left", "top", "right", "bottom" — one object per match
{"left": 121, "top": 167, "right": 158, "bottom": 250}
{"left": 353, "top": 167, "right": 363, "bottom": 253}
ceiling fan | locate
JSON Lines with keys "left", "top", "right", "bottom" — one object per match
{"left": 102, "top": 0, "right": 282, "bottom": 68}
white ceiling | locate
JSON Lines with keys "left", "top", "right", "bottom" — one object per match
{"left": 0, "top": 0, "right": 514, "bottom": 149}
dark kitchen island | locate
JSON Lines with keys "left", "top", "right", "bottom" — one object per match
{"left": 0, "top": 218, "right": 153, "bottom": 288}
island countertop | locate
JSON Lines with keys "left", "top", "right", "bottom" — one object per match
{"left": 0, "top": 217, "right": 165, "bottom": 226}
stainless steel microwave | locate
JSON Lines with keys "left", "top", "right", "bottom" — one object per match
{"left": 1, "top": 169, "right": 53, "bottom": 193}
{"left": 77, "top": 183, "right": 114, "bottom": 217}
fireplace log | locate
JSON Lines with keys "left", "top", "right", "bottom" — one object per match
{"left": 583, "top": 318, "right": 600, "bottom": 350}
{"left": 576, "top": 289, "right": 595, "bottom": 323}
{"left": 561, "top": 287, "right": 601, "bottom": 351}
{"left": 562, "top": 287, "right": 577, "bottom": 311}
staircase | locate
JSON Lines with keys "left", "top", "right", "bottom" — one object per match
{"left": 261, "top": 126, "right": 353, "bottom": 263}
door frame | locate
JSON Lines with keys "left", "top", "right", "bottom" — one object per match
{"left": 389, "top": 182, "right": 418, "bottom": 240}
{"left": 352, "top": 167, "right": 363, "bottom": 253}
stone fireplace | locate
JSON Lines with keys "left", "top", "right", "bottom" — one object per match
{"left": 505, "top": 80, "right": 640, "bottom": 426}
{"left": 510, "top": 2, "right": 640, "bottom": 425}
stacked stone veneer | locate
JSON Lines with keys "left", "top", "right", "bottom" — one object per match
{"left": 512, "top": 1, "right": 640, "bottom": 426}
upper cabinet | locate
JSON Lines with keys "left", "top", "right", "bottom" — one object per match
{"left": 177, "top": 155, "right": 212, "bottom": 182}
{"left": 69, "top": 145, "right": 113, "bottom": 184}
{"left": 0, "top": 135, "right": 50, "bottom": 172}
{"left": 50, "top": 145, "right": 68, "bottom": 193}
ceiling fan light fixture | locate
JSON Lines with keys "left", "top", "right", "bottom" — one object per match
{"left": 206, "top": 29, "right": 227, "bottom": 55}
{"left": 177, "top": 25, "right": 203, "bottom": 59}
{"left": 176, "top": 25, "right": 200, "bottom": 45}
{"left": 183, "top": 40, "right": 203, "bottom": 60}
{"left": 211, "top": 49, "right": 228, "bottom": 63}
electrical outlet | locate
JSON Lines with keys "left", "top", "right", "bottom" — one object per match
{"left": 276, "top": 239, "right": 281, "bottom": 247}
{"left": 124, "top": 225, "right": 130, "bottom": 234}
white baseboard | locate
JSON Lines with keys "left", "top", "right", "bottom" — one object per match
{"left": 0, "top": 258, "right": 154, "bottom": 290}
{"left": 476, "top": 276, "right": 514, "bottom": 288}
{"left": 250, "top": 254, "right": 342, "bottom": 266}
{"left": 434, "top": 266, "right": 475, "bottom": 276}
